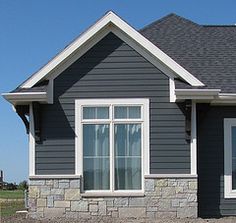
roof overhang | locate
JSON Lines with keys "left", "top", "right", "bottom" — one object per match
{"left": 19, "top": 11, "right": 204, "bottom": 89}
{"left": 175, "top": 89, "right": 236, "bottom": 104}
{"left": 175, "top": 89, "right": 221, "bottom": 100}
{"left": 2, "top": 92, "right": 48, "bottom": 105}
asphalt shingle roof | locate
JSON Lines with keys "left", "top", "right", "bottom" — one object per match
{"left": 13, "top": 13, "right": 236, "bottom": 93}
{"left": 140, "top": 13, "right": 236, "bottom": 93}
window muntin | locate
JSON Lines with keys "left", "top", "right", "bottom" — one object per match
{"left": 78, "top": 100, "right": 147, "bottom": 193}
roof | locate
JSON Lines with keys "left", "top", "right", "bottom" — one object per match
{"left": 13, "top": 11, "right": 203, "bottom": 90}
{"left": 4, "top": 12, "right": 236, "bottom": 99}
{"left": 140, "top": 13, "right": 236, "bottom": 93}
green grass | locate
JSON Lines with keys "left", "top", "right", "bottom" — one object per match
{"left": 0, "top": 190, "right": 24, "bottom": 199}
{"left": 0, "top": 200, "right": 25, "bottom": 217}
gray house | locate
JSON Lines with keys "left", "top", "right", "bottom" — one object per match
{"left": 3, "top": 11, "right": 236, "bottom": 219}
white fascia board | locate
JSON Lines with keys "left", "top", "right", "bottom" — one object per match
{"left": 2, "top": 92, "right": 47, "bottom": 104}
{"left": 20, "top": 11, "right": 204, "bottom": 89}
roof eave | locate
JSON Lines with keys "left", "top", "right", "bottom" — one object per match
{"left": 2, "top": 92, "right": 48, "bottom": 105}
{"left": 19, "top": 11, "right": 204, "bottom": 89}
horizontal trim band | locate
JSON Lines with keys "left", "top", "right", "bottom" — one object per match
{"left": 144, "top": 174, "right": 198, "bottom": 179}
{"left": 29, "top": 175, "right": 80, "bottom": 179}
{"left": 81, "top": 192, "right": 145, "bottom": 198}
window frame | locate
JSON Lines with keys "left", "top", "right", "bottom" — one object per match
{"left": 75, "top": 98, "right": 149, "bottom": 195}
{"left": 224, "top": 118, "right": 236, "bottom": 198}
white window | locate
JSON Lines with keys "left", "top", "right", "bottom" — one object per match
{"left": 75, "top": 99, "right": 149, "bottom": 194}
{"left": 224, "top": 118, "right": 236, "bottom": 198}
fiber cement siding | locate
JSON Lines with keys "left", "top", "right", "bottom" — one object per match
{"left": 35, "top": 32, "right": 190, "bottom": 175}
{"left": 198, "top": 106, "right": 236, "bottom": 217}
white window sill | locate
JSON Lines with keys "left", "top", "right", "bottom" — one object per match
{"left": 224, "top": 191, "right": 236, "bottom": 199}
{"left": 81, "top": 192, "right": 145, "bottom": 197}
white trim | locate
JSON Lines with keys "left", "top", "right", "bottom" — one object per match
{"left": 81, "top": 192, "right": 144, "bottom": 197}
{"left": 29, "top": 175, "right": 80, "bottom": 179}
{"left": 224, "top": 118, "right": 236, "bottom": 198}
{"left": 169, "top": 77, "right": 176, "bottom": 102}
{"left": 20, "top": 11, "right": 204, "bottom": 88}
{"left": 2, "top": 92, "right": 47, "bottom": 104}
{"left": 191, "top": 101, "right": 197, "bottom": 175}
{"left": 75, "top": 98, "right": 149, "bottom": 194}
{"left": 144, "top": 174, "right": 197, "bottom": 179}
{"left": 29, "top": 103, "right": 35, "bottom": 176}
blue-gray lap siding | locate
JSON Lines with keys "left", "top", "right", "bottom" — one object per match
{"left": 198, "top": 106, "right": 236, "bottom": 217}
{"left": 35, "top": 32, "right": 190, "bottom": 175}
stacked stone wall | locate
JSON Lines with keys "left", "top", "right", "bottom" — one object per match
{"left": 28, "top": 177, "right": 197, "bottom": 219}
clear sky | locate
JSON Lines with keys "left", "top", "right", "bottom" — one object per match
{"left": 0, "top": 0, "right": 236, "bottom": 183}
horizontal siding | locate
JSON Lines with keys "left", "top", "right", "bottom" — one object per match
{"left": 35, "top": 32, "right": 190, "bottom": 175}
{"left": 198, "top": 106, "right": 236, "bottom": 217}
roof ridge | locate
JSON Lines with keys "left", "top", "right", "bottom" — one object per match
{"left": 140, "top": 13, "right": 200, "bottom": 32}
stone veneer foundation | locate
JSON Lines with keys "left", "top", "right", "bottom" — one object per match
{"left": 28, "top": 177, "right": 197, "bottom": 219}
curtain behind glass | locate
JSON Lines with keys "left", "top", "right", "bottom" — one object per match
{"left": 114, "top": 124, "right": 141, "bottom": 190}
{"left": 83, "top": 124, "right": 110, "bottom": 190}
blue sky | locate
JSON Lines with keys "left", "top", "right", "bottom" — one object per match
{"left": 0, "top": 0, "right": 236, "bottom": 183}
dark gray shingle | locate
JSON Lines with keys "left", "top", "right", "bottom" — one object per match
{"left": 140, "top": 14, "right": 236, "bottom": 93}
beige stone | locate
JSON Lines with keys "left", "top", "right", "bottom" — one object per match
{"left": 44, "top": 208, "right": 65, "bottom": 218}
{"left": 155, "top": 187, "right": 161, "bottom": 195}
{"left": 156, "top": 211, "right": 176, "bottom": 218}
{"left": 189, "top": 181, "right": 197, "bottom": 190}
{"left": 37, "top": 198, "right": 46, "bottom": 207}
{"left": 176, "top": 186, "right": 184, "bottom": 194}
{"left": 29, "top": 186, "right": 40, "bottom": 198}
{"left": 119, "top": 207, "right": 146, "bottom": 218}
{"left": 156, "top": 179, "right": 168, "bottom": 187}
{"left": 46, "top": 180, "right": 54, "bottom": 186}
{"left": 54, "top": 201, "right": 70, "bottom": 208}
{"left": 65, "top": 189, "right": 80, "bottom": 200}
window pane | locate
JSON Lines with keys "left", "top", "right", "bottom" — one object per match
{"left": 114, "top": 124, "right": 141, "bottom": 190}
{"left": 83, "top": 124, "right": 110, "bottom": 190}
{"left": 83, "top": 107, "right": 109, "bottom": 119}
{"left": 232, "top": 127, "right": 236, "bottom": 189}
{"left": 129, "top": 106, "right": 141, "bottom": 119}
{"left": 114, "top": 106, "right": 127, "bottom": 119}
{"left": 114, "top": 106, "right": 141, "bottom": 119}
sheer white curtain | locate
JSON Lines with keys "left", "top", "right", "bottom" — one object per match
{"left": 114, "top": 124, "right": 141, "bottom": 190}
{"left": 83, "top": 124, "right": 110, "bottom": 190}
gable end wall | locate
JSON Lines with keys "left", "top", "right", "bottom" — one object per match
{"left": 35, "top": 32, "right": 190, "bottom": 175}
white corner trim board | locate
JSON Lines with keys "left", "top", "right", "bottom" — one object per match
{"left": 29, "top": 103, "right": 35, "bottom": 176}
{"left": 224, "top": 118, "right": 236, "bottom": 198}
{"left": 191, "top": 101, "right": 197, "bottom": 175}
{"left": 20, "top": 11, "right": 204, "bottom": 89}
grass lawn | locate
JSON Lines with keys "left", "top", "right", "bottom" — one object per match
{"left": 0, "top": 190, "right": 24, "bottom": 199}
{"left": 0, "top": 200, "right": 25, "bottom": 217}
{"left": 0, "top": 190, "right": 25, "bottom": 217}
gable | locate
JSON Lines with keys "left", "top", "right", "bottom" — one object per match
{"left": 19, "top": 11, "right": 203, "bottom": 89}
{"left": 36, "top": 32, "right": 190, "bottom": 175}
{"left": 54, "top": 32, "right": 170, "bottom": 99}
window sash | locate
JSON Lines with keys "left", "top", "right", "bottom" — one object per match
{"left": 81, "top": 104, "right": 143, "bottom": 192}
{"left": 76, "top": 98, "right": 149, "bottom": 195}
